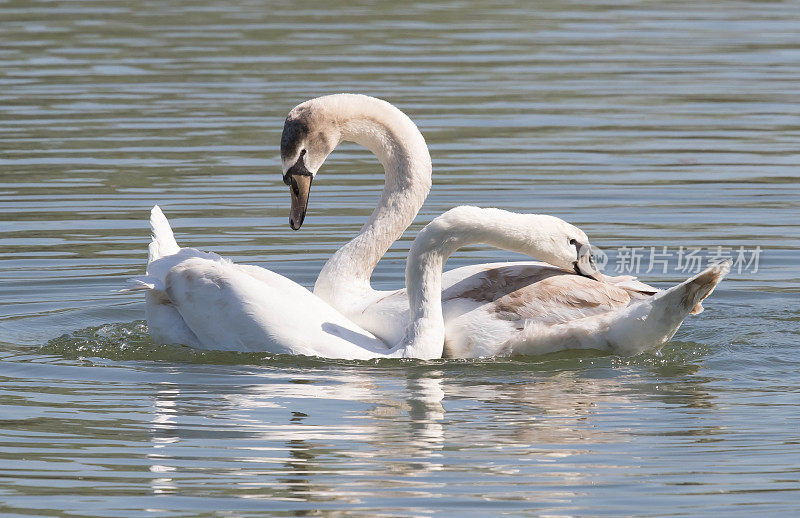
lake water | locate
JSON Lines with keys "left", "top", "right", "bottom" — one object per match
{"left": 1, "top": 0, "right": 799, "bottom": 515}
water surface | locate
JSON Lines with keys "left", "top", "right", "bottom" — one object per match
{"left": 1, "top": 0, "right": 799, "bottom": 515}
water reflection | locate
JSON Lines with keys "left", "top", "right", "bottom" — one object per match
{"left": 0, "top": 334, "right": 773, "bottom": 514}
{"left": 135, "top": 360, "right": 725, "bottom": 503}
{"left": 406, "top": 371, "right": 446, "bottom": 453}
{"left": 277, "top": 411, "right": 328, "bottom": 504}
{"left": 148, "top": 383, "right": 179, "bottom": 495}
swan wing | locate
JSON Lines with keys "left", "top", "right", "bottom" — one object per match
{"left": 443, "top": 263, "right": 632, "bottom": 325}
{"left": 601, "top": 273, "right": 659, "bottom": 295}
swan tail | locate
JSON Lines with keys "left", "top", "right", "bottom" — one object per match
{"left": 149, "top": 205, "right": 180, "bottom": 263}
{"left": 508, "top": 260, "right": 730, "bottom": 357}
{"left": 654, "top": 260, "right": 729, "bottom": 314}
{"left": 605, "top": 260, "right": 730, "bottom": 354}
{"left": 121, "top": 205, "right": 177, "bottom": 294}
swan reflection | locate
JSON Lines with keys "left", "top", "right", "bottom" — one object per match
{"left": 143, "top": 361, "right": 715, "bottom": 504}
{"left": 148, "top": 382, "right": 179, "bottom": 495}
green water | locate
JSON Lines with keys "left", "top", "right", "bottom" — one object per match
{"left": 1, "top": 0, "right": 799, "bottom": 515}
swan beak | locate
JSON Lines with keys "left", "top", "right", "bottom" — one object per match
{"left": 575, "top": 251, "right": 603, "bottom": 281}
{"left": 288, "top": 174, "right": 312, "bottom": 230}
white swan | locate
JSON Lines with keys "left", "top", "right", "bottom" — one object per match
{"left": 280, "top": 94, "right": 728, "bottom": 357}
{"left": 129, "top": 205, "right": 604, "bottom": 359}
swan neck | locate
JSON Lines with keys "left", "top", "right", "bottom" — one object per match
{"left": 392, "top": 247, "right": 445, "bottom": 359}
{"left": 314, "top": 97, "right": 431, "bottom": 308}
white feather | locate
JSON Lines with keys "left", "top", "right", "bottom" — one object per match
{"left": 148, "top": 205, "right": 180, "bottom": 262}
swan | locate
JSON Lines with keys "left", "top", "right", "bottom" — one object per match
{"left": 280, "top": 94, "right": 728, "bottom": 357}
{"left": 128, "top": 205, "right": 608, "bottom": 359}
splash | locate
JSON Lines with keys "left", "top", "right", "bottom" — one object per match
{"left": 40, "top": 321, "right": 456, "bottom": 367}
{"left": 41, "top": 321, "right": 290, "bottom": 365}
{"left": 40, "top": 320, "right": 706, "bottom": 371}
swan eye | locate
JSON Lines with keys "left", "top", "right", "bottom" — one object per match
{"left": 569, "top": 238, "right": 577, "bottom": 246}
{"left": 299, "top": 149, "right": 306, "bottom": 157}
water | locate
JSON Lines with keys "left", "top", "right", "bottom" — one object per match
{"left": 1, "top": 0, "right": 799, "bottom": 515}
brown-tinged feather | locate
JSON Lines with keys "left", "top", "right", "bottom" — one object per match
{"left": 444, "top": 264, "right": 633, "bottom": 325}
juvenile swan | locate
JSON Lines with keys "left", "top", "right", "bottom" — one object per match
{"left": 129, "top": 206, "right": 600, "bottom": 359}
{"left": 280, "top": 94, "right": 729, "bottom": 357}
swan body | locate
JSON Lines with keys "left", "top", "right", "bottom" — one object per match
{"left": 280, "top": 94, "right": 727, "bottom": 357}
{"left": 132, "top": 204, "right": 728, "bottom": 358}
{"left": 131, "top": 205, "right": 607, "bottom": 359}
{"left": 361, "top": 261, "right": 727, "bottom": 357}
{"left": 132, "top": 208, "right": 390, "bottom": 359}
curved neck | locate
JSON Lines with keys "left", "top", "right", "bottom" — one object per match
{"left": 394, "top": 206, "right": 566, "bottom": 359}
{"left": 313, "top": 96, "right": 431, "bottom": 309}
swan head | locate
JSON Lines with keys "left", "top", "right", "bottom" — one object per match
{"left": 281, "top": 99, "right": 342, "bottom": 230}
{"left": 426, "top": 207, "right": 603, "bottom": 282}
{"left": 541, "top": 218, "right": 602, "bottom": 281}
{"left": 476, "top": 209, "right": 602, "bottom": 281}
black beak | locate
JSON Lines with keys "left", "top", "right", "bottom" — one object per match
{"left": 575, "top": 248, "right": 603, "bottom": 281}
{"left": 283, "top": 160, "right": 313, "bottom": 230}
